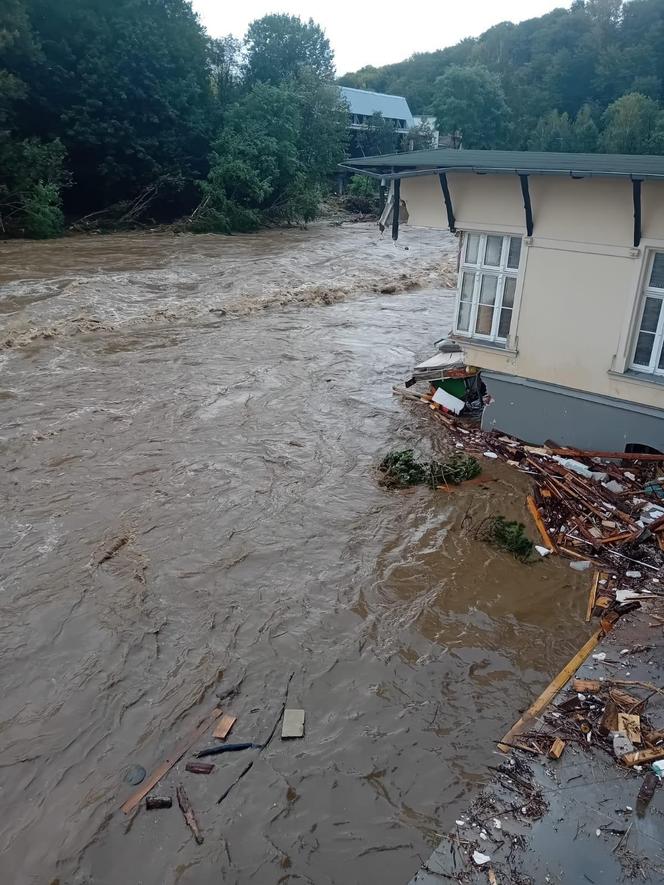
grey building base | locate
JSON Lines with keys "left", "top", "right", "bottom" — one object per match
{"left": 480, "top": 371, "right": 664, "bottom": 452}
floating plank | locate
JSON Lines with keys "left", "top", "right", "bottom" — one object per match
{"left": 498, "top": 629, "right": 604, "bottom": 752}
{"left": 281, "top": 709, "right": 305, "bottom": 739}
{"left": 526, "top": 495, "right": 556, "bottom": 552}
{"left": 120, "top": 707, "right": 222, "bottom": 814}
{"left": 622, "top": 747, "right": 664, "bottom": 767}
{"left": 585, "top": 571, "right": 600, "bottom": 623}
{"left": 213, "top": 714, "right": 237, "bottom": 740}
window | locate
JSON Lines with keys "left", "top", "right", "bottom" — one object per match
{"left": 631, "top": 252, "right": 664, "bottom": 376}
{"left": 455, "top": 233, "right": 522, "bottom": 344}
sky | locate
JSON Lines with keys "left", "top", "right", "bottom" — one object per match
{"left": 191, "top": 0, "right": 573, "bottom": 76}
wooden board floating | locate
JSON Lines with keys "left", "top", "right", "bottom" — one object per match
{"left": 498, "top": 629, "right": 605, "bottom": 752}
{"left": 120, "top": 707, "right": 222, "bottom": 815}
{"left": 213, "top": 714, "right": 237, "bottom": 740}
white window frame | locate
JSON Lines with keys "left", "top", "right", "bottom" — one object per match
{"left": 630, "top": 250, "right": 664, "bottom": 376}
{"left": 454, "top": 232, "right": 522, "bottom": 345}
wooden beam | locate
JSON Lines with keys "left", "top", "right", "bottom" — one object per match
{"left": 498, "top": 629, "right": 604, "bottom": 752}
{"left": 549, "top": 447, "right": 664, "bottom": 462}
{"left": 526, "top": 494, "right": 556, "bottom": 551}
{"left": 585, "top": 570, "right": 601, "bottom": 623}
{"left": 438, "top": 172, "right": 456, "bottom": 232}
{"left": 120, "top": 707, "right": 222, "bottom": 814}
{"left": 391, "top": 177, "right": 401, "bottom": 241}
{"left": 633, "top": 178, "right": 642, "bottom": 248}
{"left": 519, "top": 174, "right": 534, "bottom": 236}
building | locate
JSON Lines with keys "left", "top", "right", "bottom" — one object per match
{"left": 339, "top": 86, "right": 414, "bottom": 136}
{"left": 342, "top": 148, "right": 664, "bottom": 452}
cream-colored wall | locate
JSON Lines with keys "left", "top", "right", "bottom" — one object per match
{"left": 400, "top": 172, "right": 664, "bottom": 410}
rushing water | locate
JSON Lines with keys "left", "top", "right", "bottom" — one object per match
{"left": 0, "top": 223, "right": 590, "bottom": 884}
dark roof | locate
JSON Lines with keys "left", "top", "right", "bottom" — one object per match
{"left": 342, "top": 148, "right": 664, "bottom": 180}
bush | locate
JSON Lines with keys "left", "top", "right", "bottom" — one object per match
{"left": 0, "top": 138, "right": 68, "bottom": 238}
{"left": 343, "top": 174, "right": 379, "bottom": 214}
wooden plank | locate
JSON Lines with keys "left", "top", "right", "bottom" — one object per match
{"left": 573, "top": 678, "right": 601, "bottom": 693}
{"left": 622, "top": 747, "right": 664, "bottom": 767}
{"left": 120, "top": 707, "right": 222, "bottom": 814}
{"left": 526, "top": 494, "right": 556, "bottom": 552}
{"left": 212, "top": 714, "right": 237, "bottom": 740}
{"left": 585, "top": 571, "right": 600, "bottom": 623}
{"left": 548, "top": 737, "right": 566, "bottom": 759}
{"left": 498, "top": 629, "right": 604, "bottom": 752}
{"left": 550, "top": 448, "right": 664, "bottom": 462}
{"left": 618, "top": 713, "right": 641, "bottom": 744}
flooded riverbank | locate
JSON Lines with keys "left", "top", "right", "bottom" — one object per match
{"left": 1, "top": 223, "right": 592, "bottom": 884}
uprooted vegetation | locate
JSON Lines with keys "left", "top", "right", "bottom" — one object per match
{"left": 378, "top": 449, "right": 481, "bottom": 489}
{"left": 475, "top": 515, "right": 535, "bottom": 562}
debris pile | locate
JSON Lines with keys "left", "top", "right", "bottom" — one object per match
{"left": 393, "top": 384, "right": 664, "bottom": 579}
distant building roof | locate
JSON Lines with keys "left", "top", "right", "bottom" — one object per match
{"left": 339, "top": 87, "right": 414, "bottom": 128}
{"left": 343, "top": 148, "right": 664, "bottom": 180}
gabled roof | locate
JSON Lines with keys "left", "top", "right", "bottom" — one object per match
{"left": 343, "top": 148, "right": 664, "bottom": 180}
{"left": 339, "top": 86, "right": 414, "bottom": 127}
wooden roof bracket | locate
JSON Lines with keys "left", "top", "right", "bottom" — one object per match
{"left": 633, "top": 178, "right": 642, "bottom": 248}
{"left": 519, "top": 173, "right": 534, "bottom": 237}
{"left": 438, "top": 172, "right": 456, "bottom": 233}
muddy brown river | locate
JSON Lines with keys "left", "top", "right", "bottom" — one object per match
{"left": 1, "top": 223, "right": 591, "bottom": 884}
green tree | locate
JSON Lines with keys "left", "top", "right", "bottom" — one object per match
{"left": 600, "top": 92, "right": 664, "bottom": 153}
{"left": 192, "top": 75, "right": 347, "bottom": 233}
{"left": 350, "top": 111, "right": 401, "bottom": 157}
{"left": 244, "top": 14, "right": 334, "bottom": 86}
{"left": 528, "top": 110, "right": 573, "bottom": 151}
{"left": 431, "top": 65, "right": 511, "bottom": 148}
{"left": 572, "top": 103, "right": 599, "bottom": 151}
{"left": 8, "top": 0, "right": 213, "bottom": 216}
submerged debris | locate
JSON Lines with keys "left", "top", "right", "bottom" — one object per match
{"left": 378, "top": 448, "right": 481, "bottom": 489}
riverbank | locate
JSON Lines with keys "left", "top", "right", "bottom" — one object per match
{"left": 395, "top": 391, "right": 664, "bottom": 883}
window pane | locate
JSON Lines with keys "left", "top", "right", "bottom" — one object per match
{"left": 475, "top": 305, "right": 494, "bottom": 335}
{"left": 649, "top": 253, "right": 664, "bottom": 289}
{"left": 460, "top": 271, "right": 475, "bottom": 298}
{"left": 457, "top": 299, "right": 471, "bottom": 332}
{"left": 634, "top": 331, "right": 655, "bottom": 366}
{"left": 640, "top": 296, "right": 662, "bottom": 333}
{"left": 484, "top": 235, "right": 502, "bottom": 266}
{"left": 507, "top": 237, "right": 522, "bottom": 269}
{"left": 479, "top": 274, "right": 497, "bottom": 304}
{"left": 503, "top": 277, "right": 516, "bottom": 308}
{"left": 498, "top": 307, "right": 512, "bottom": 339}
{"left": 659, "top": 344, "right": 664, "bottom": 371}
{"left": 465, "top": 234, "right": 480, "bottom": 264}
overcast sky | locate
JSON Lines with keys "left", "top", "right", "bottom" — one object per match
{"left": 191, "top": 1, "right": 572, "bottom": 75}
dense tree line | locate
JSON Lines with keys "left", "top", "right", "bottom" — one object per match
{"left": 0, "top": 3, "right": 348, "bottom": 237}
{"left": 339, "top": 0, "right": 664, "bottom": 152}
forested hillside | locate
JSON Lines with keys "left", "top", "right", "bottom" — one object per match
{"left": 339, "top": 0, "right": 664, "bottom": 153}
{"left": 0, "top": 2, "right": 347, "bottom": 237}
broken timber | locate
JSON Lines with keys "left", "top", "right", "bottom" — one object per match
{"left": 526, "top": 494, "right": 556, "bottom": 552}
{"left": 176, "top": 783, "right": 204, "bottom": 844}
{"left": 120, "top": 707, "right": 222, "bottom": 814}
{"left": 585, "top": 570, "right": 601, "bottom": 623}
{"left": 498, "top": 628, "right": 605, "bottom": 752}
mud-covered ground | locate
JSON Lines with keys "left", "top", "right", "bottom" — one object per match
{"left": 1, "top": 223, "right": 592, "bottom": 884}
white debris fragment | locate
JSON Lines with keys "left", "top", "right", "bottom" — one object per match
{"left": 535, "top": 545, "right": 551, "bottom": 557}
{"left": 603, "top": 479, "right": 625, "bottom": 494}
{"left": 472, "top": 851, "right": 491, "bottom": 866}
{"left": 596, "top": 829, "right": 601, "bottom": 837}
{"left": 570, "top": 560, "right": 592, "bottom": 571}
{"left": 479, "top": 831, "right": 488, "bottom": 840}
{"left": 593, "top": 653, "right": 607, "bottom": 661}
{"left": 616, "top": 588, "right": 655, "bottom": 602}
{"left": 483, "top": 451, "right": 498, "bottom": 459}
{"left": 455, "top": 819, "right": 465, "bottom": 826}
{"left": 626, "top": 570, "right": 642, "bottom": 578}
{"left": 455, "top": 442, "right": 464, "bottom": 449}
{"left": 493, "top": 818, "right": 501, "bottom": 829}
{"left": 620, "top": 649, "right": 630, "bottom": 655}
{"left": 625, "top": 472, "right": 636, "bottom": 481}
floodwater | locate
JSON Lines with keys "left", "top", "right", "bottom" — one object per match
{"left": 0, "top": 223, "right": 591, "bottom": 885}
